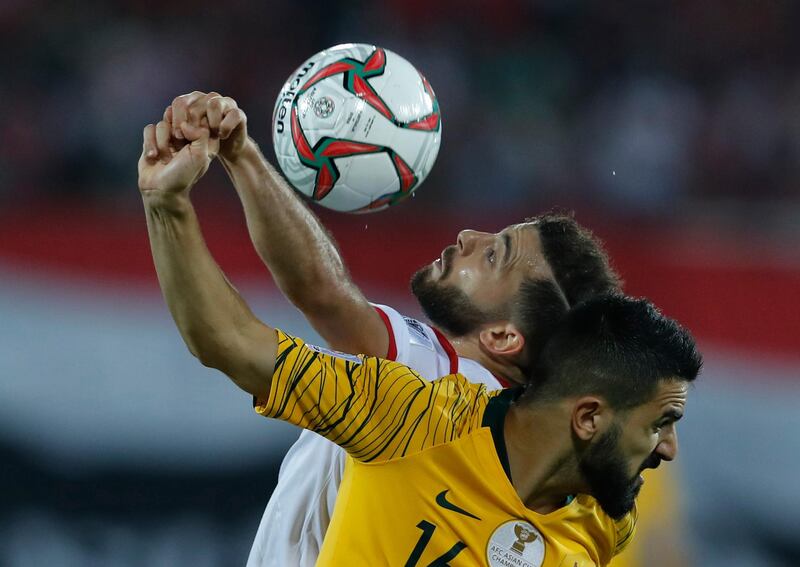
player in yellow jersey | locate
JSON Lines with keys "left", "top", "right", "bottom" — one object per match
{"left": 255, "top": 296, "right": 699, "bottom": 566}
{"left": 138, "top": 119, "right": 701, "bottom": 566}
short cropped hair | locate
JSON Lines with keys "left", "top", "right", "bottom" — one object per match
{"left": 525, "top": 294, "right": 702, "bottom": 409}
{"left": 511, "top": 278, "right": 570, "bottom": 364}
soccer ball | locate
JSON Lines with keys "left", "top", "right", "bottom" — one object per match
{"left": 272, "top": 44, "right": 442, "bottom": 213}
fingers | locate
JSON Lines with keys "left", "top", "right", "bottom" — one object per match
{"left": 170, "top": 91, "right": 207, "bottom": 140}
{"left": 155, "top": 120, "right": 172, "bottom": 162}
{"left": 206, "top": 96, "right": 237, "bottom": 135}
{"left": 219, "top": 107, "right": 246, "bottom": 140}
{"left": 187, "top": 91, "right": 220, "bottom": 128}
{"left": 182, "top": 123, "right": 219, "bottom": 163}
{"left": 165, "top": 92, "right": 243, "bottom": 158}
{"left": 143, "top": 123, "right": 158, "bottom": 160}
{"left": 179, "top": 121, "right": 207, "bottom": 143}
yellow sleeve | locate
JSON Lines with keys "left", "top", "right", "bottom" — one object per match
{"left": 612, "top": 503, "right": 638, "bottom": 557}
{"left": 254, "top": 330, "right": 488, "bottom": 463}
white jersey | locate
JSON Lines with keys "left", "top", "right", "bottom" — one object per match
{"left": 246, "top": 304, "right": 503, "bottom": 567}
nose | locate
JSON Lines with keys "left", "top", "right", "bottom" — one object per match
{"left": 655, "top": 428, "right": 678, "bottom": 462}
{"left": 456, "top": 229, "right": 489, "bottom": 254}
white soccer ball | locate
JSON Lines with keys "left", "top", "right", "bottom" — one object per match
{"left": 272, "top": 43, "right": 442, "bottom": 213}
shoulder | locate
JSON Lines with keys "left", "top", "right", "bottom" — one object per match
{"left": 432, "top": 372, "right": 487, "bottom": 394}
{"left": 274, "top": 330, "right": 364, "bottom": 366}
{"left": 371, "top": 304, "right": 501, "bottom": 389}
{"left": 430, "top": 374, "right": 496, "bottom": 430}
{"left": 423, "top": 373, "right": 494, "bottom": 415}
{"left": 372, "top": 303, "right": 437, "bottom": 360}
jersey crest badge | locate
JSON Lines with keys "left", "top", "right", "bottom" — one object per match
{"left": 486, "top": 520, "right": 544, "bottom": 567}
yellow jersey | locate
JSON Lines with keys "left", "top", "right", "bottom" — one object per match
{"left": 256, "top": 331, "right": 636, "bottom": 567}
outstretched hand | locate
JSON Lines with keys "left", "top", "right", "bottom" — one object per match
{"left": 138, "top": 119, "right": 219, "bottom": 197}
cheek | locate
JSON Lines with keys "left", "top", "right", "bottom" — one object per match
{"left": 442, "top": 256, "right": 475, "bottom": 283}
{"left": 457, "top": 267, "right": 476, "bottom": 284}
{"left": 447, "top": 263, "right": 484, "bottom": 294}
{"left": 626, "top": 432, "right": 658, "bottom": 464}
{"left": 642, "top": 433, "right": 660, "bottom": 455}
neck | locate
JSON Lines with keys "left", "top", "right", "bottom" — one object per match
{"left": 445, "top": 332, "right": 528, "bottom": 386}
{"left": 503, "top": 401, "right": 586, "bottom": 513}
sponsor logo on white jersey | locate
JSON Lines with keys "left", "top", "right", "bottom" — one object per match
{"left": 404, "top": 317, "right": 435, "bottom": 350}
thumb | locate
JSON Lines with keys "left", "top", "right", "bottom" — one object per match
{"left": 182, "top": 122, "right": 219, "bottom": 160}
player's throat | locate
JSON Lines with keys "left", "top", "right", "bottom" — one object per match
{"left": 488, "top": 388, "right": 580, "bottom": 514}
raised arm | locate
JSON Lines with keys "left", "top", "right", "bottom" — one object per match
{"left": 164, "top": 92, "right": 390, "bottom": 358}
{"left": 139, "top": 119, "right": 276, "bottom": 399}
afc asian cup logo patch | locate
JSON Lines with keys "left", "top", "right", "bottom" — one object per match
{"left": 313, "top": 96, "right": 335, "bottom": 119}
{"left": 486, "top": 520, "right": 544, "bottom": 567}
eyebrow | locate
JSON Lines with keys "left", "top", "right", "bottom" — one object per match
{"left": 502, "top": 232, "right": 512, "bottom": 266}
{"left": 658, "top": 409, "right": 684, "bottom": 424}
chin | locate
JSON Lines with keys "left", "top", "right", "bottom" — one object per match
{"left": 599, "top": 494, "right": 638, "bottom": 521}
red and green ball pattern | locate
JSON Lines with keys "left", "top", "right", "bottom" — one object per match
{"left": 290, "top": 47, "right": 439, "bottom": 205}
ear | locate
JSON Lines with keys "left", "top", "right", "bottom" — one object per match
{"left": 478, "top": 321, "right": 525, "bottom": 358}
{"left": 571, "top": 396, "right": 613, "bottom": 441}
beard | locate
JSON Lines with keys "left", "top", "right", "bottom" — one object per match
{"left": 410, "top": 264, "right": 490, "bottom": 337}
{"left": 578, "top": 423, "right": 658, "bottom": 520}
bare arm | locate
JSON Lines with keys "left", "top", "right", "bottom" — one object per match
{"left": 139, "top": 120, "right": 276, "bottom": 398}
{"left": 166, "top": 93, "right": 390, "bottom": 357}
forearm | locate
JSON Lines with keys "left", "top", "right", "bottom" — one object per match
{"left": 220, "top": 140, "right": 362, "bottom": 310}
{"left": 142, "top": 190, "right": 275, "bottom": 395}
{"left": 218, "top": 138, "right": 388, "bottom": 357}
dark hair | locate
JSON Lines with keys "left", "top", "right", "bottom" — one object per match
{"left": 511, "top": 278, "right": 570, "bottom": 364}
{"left": 525, "top": 294, "right": 702, "bottom": 409}
{"left": 529, "top": 212, "right": 622, "bottom": 306}
{"left": 509, "top": 212, "right": 620, "bottom": 368}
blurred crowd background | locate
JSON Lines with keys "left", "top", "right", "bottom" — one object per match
{"left": 3, "top": 0, "right": 800, "bottom": 222}
{"left": 1, "top": 1, "right": 799, "bottom": 566}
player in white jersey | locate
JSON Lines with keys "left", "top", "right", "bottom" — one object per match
{"left": 152, "top": 92, "right": 621, "bottom": 566}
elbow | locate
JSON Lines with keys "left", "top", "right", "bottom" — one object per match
{"left": 178, "top": 320, "right": 274, "bottom": 400}
{"left": 188, "top": 343, "right": 222, "bottom": 370}
{"left": 183, "top": 331, "right": 233, "bottom": 371}
{"left": 191, "top": 336, "right": 270, "bottom": 399}
{"left": 193, "top": 347, "right": 225, "bottom": 370}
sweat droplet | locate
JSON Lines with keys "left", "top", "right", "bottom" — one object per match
{"left": 612, "top": 170, "right": 616, "bottom": 176}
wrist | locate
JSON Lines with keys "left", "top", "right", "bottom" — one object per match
{"left": 220, "top": 136, "right": 260, "bottom": 167}
{"left": 141, "top": 189, "right": 193, "bottom": 215}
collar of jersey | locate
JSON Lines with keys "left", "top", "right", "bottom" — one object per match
{"left": 481, "top": 387, "right": 523, "bottom": 483}
{"left": 481, "top": 389, "right": 585, "bottom": 519}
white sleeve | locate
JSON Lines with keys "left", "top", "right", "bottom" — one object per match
{"left": 371, "top": 302, "right": 412, "bottom": 362}
{"left": 246, "top": 430, "right": 345, "bottom": 567}
{"left": 373, "top": 303, "right": 501, "bottom": 389}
